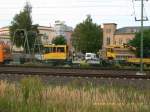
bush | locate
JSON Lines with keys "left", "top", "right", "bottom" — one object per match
{"left": 80, "top": 61, "right": 90, "bottom": 68}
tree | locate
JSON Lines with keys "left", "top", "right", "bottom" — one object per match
{"left": 129, "top": 29, "right": 150, "bottom": 58}
{"left": 52, "top": 35, "right": 67, "bottom": 45}
{"left": 9, "top": 2, "right": 39, "bottom": 52}
{"left": 72, "top": 15, "right": 103, "bottom": 53}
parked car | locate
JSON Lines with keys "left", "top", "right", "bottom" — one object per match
{"left": 85, "top": 53, "right": 97, "bottom": 60}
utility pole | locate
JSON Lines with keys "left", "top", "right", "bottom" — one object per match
{"left": 135, "top": 0, "right": 148, "bottom": 75}
{"left": 140, "top": 0, "right": 144, "bottom": 74}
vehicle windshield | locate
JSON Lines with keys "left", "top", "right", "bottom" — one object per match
{"left": 86, "top": 54, "right": 91, "bottom": 57}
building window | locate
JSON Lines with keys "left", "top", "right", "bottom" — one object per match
{"left": 119, "top": 38, "right": 122, "bottom": 45}
{"left": 106, "top": 29, "right": 111, "bottom": 33}
{"left": 107, "top": 37, "right": 110, "bottom": 45}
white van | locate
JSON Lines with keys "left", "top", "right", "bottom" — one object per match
{"left": 85, "top": 53, "right": 97, "bottom": 60}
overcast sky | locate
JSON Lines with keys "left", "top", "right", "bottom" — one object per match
{"left": 0, "top": 0, "right": 150, "bottom": 28}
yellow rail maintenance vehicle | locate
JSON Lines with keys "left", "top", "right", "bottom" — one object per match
{"left": 102, "top": 45, "right": 135, "bottom": 61}
{"left": 127, "top": 58, "right": 150, "bottom": 66}
{"left": 43, "top": 44, "right": 71, "bottom": 64}
{"left": 101, "top": 45, "right": 150, "bottom": 66}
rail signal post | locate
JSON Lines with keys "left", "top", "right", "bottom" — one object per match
{"left": 135, "top": 0, "right": 148, "bottom": 75}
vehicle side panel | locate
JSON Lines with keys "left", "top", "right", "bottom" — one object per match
{"left": 0, "top": 46, "right": 3, "bottom": 63}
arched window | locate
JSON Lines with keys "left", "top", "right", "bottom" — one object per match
{"left": 107, "top": 37, "right": 110, "bottom": 45}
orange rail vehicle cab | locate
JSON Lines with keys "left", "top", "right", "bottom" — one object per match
{"left": 0, "top": 44, "right": 11, "bottom": 63}
{"left": 0, "top": 45, "right": 4, "bottom": 63}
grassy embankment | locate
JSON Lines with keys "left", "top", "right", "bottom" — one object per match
{"left": 0, "top": 77, "right": 150, "bottom": 112}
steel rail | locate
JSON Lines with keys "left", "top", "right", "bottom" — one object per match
{"left": 0, "top": 66, "right": 150, "bottom": 79}
{"left": 1, "top": 64, "right": 150, "bottom": 71}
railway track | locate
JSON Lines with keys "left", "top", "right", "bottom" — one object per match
{"left": 0, "top": 65, "right": 150, "bottom": 79}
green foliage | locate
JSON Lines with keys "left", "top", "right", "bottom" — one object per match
{"left": 129, "top": 29, "right": 150, "bottom": 58}
{"left": 72, "top": 15, "right": 103, "bottom": 53}
{"left": 52, "top": 35, "right": 67, "bottom": 45}
{"left": 9, "top": 2, "right": 39, "bottom": 52}
{"left": 80, "top": 61, "right": 90, "bottom": 68}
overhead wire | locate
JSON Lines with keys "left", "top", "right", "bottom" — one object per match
{"left": 0, "top": 0, "right": 149, "bottom": 25}
{"left": 0, "top": 1, "right": 133, "bottom": 17}
{"left": 0, "top": 5, "right": 131, "bottom": 9}
{"left": 143, "top": 3, "right": 149, "bottom": 20}
{"left": 132, "top": 0, "right": 137, "bottom": 20}
{"left": 132, "top": 0, "right": 149, "bottom": 21}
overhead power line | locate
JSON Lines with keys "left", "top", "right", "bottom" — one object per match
{"left": 0, "top": 5, "right": 133, "bottom": 9}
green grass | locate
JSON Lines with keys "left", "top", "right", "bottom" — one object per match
{"left": 0, "top": 77, "right": 150, "bottom": 112}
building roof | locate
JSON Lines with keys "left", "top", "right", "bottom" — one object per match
{"left": 115, "top": 26, "right": 150, "bottom": 35}
{"left": 103, "top": 23, "right": 117, "bottom": 25}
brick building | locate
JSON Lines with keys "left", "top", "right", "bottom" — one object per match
{"left": 103, "top": 23, "right": 150, "bottom": 48}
